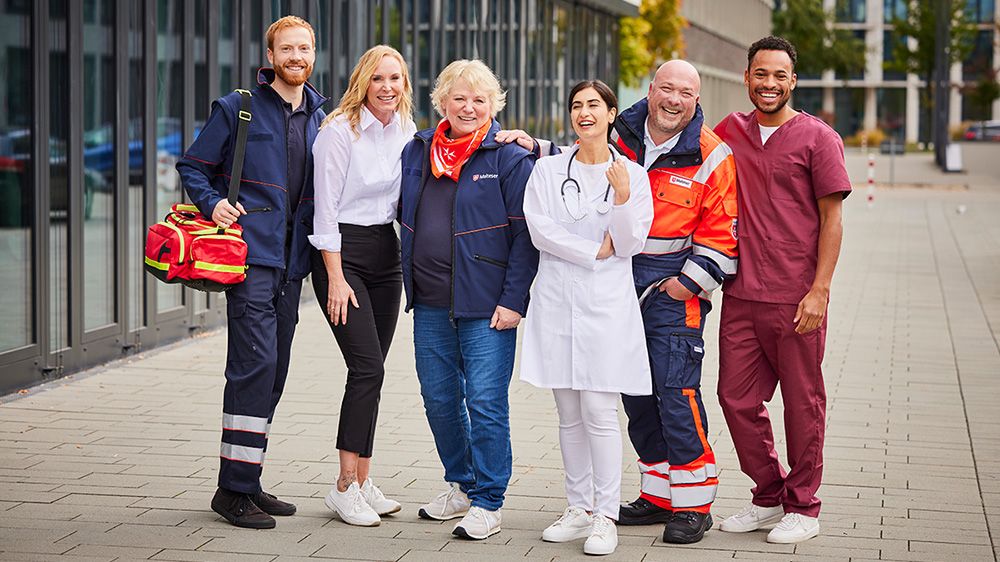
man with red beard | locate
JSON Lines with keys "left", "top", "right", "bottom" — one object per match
{"left": 713, "top": 36, "right": 850, "bottom": 544}
{"left": 177, "top": 16, "right": 328, "bottom": 529}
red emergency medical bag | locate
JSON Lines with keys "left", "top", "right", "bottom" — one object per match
{"left": 143, "top": 89, "right": 253, "bottom": 292}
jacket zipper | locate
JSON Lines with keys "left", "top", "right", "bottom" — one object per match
{"left": 244, "top": 206, "right": 272, "bottom": 213}
{"left": 473, "top": 254, "right": 508, "bottom": 269}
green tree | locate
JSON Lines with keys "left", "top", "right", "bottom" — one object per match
{"left": 886, "top": 0, "right": 977, "bottom": 141}
{"left": 962, "top": 68, "right": 1000, "bottom": 125}
{"left": 772, "top": 0, "right": 866, "bottom": 79}
{"left": 618, "top": 0, "right": 686, "bottom": 87}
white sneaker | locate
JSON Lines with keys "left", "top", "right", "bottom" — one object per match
{"left": 719, "top": 503, "right": 785, "bottom": 532}
{"left": 583, "top": 514, "right": 618, "bottom": 555}
{"left": 766, "top": 512, "right": 820, "bottom": 543}
{"left": 418, "top": 483, "right": 471, "bottom": 521}
{"left": 452, "top": 506, "right": 502, "bottom": 540}
{"left": 542, "top": 506, "right": 592, "bottom": 542}
{"left": 361, "top": 478, "right": 401, "bottom": 516}
{"left": 324, "top": 482, "right": 380, "bottom": 526}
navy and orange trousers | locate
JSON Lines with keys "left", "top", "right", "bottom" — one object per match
{"left": 622, "top": 287, "right": 718, "bottom": 514}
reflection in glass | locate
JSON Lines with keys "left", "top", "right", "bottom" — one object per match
{"left": 0, "top": 5, "right": 34, "bottom": 352}
{"left": 157, "top": 0, "right": 184, "bottom": 311}
{"left": 83, "top": 0, "right": 117, "bottom": 330}
{"left": 128, "top": 0, "right": 146, "bottom": 333}
{"left": 50, "top": 0, "right": 70, "bottom": 352}
{"left": 219, "top": 0, "right": 235, "bottom": 96}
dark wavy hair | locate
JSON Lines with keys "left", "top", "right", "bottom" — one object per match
{"left": 747, "top": 36, "right": 797, "bottom": 70}
{"left": 567, "top": 79, "right": 618, "bottom": 114}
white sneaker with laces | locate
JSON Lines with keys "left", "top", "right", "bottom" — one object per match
{"left": 719, "top": 503, "right": 785, "bottom": 533}
{"left": 766, "top": 512, "right": 820, "bottom": 543}
{"left": 361, "top": 478, "right": 401, "bottom": 516}
{"left": 324, "top": 482, "right": 380, "bottom": 526}
{"left": 418, "top": 483, "right": 471, "bottom": 521}
{"left": 583, "top": 514, "right": 618, "bottom": 555}
{"left": 452, "top": 506, "right": 502, "bottom": 540}
{"left": 542, "top": 506, "right": 592, "bottom": 542}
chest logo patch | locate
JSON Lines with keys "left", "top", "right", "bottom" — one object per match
{"left": 731, "top": 218, "right": 738, "bottom": 241}
{"left": 669, "top": 175, "right": 693, "bottom": 189}
{"left": 472, "top": 173, "right": 499, "bottom": 181}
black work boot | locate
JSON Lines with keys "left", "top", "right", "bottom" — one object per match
{"left": 618, "top": 497, "right": 673, "bottom": 526}
{"left": 211, "top": 487, "right": 276, "bottom": 529}
{"left": 663, "top": 511, "right": 713, "bottom": 544}
{"left": 250, "top": 490, "right": 297, "bottom": 516}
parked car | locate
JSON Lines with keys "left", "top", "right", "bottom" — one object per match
{"left": 963, "top": 121, "right": 1000, "bottom": 141}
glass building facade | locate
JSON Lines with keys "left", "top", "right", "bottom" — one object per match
{"left": 0, "top": 0, "right": 632, "bottom": 394}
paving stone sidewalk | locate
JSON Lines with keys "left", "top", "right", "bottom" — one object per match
{"left": 2, "top": 173, "right": 999, "bottom": 560}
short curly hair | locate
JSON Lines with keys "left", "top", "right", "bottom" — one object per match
{"left": 747, "top": 36, "right": 797, "bottom": 70}
{"left": 430, "top": 59, "right": 507, "bottom": 118}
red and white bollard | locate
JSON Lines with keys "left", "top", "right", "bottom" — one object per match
{"left": 867, "top": 153, "right": 875, "bottom": 207}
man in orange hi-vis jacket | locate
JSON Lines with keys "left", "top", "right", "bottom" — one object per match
{"left": 612, "top": 60, "right": 738, "bottom": 545}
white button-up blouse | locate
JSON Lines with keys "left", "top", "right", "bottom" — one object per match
{"left": 309, "top": 105, "right": 416, "bottom": 252}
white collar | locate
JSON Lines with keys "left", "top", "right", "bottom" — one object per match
{"left": 360, "top": 105, "right": 399, "bottom": 131}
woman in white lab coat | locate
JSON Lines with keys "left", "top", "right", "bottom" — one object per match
{"left": 520, "top": 80, "right": 653, "bottom": 556}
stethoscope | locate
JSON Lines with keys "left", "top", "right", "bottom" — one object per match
{"left": 560, "top": 144, "right": 618, "bottom": 222}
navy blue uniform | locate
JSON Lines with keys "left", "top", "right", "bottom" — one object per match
{"left": 177, "top": 69, "right": 328, "bottom": 494}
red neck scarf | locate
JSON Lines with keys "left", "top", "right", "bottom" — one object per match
{"left": 430, "top": 118, "right": 492, "bottom": 182}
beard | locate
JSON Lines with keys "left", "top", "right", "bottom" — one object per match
{"left": 752, "top": 90, "right": 790, "bottom": 114}
{"left": 274, "top": 60, "right": 313, "bottom": 87}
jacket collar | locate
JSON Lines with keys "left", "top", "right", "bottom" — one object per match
{"left": 255, "top": 67, "right": 330, "bottom": 116}
{"left": 414, "top": 119, "right": 502, "bottom": 150}
{"left": 359, "top": 105, "right": 401, "bottom": 131}
{"left": 616, "top": 99, "right": 705, "bottom": 168}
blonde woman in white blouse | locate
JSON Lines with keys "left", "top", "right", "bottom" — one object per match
{"left": 520, "top": 80, "right": 653, "bottom": 556}
{"left": 308, "top": 45, "right": 416, "bottom": 527}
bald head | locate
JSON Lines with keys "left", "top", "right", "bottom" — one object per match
{"left": 653, "top": 60, "right": 701, "bottom": 95}
{"left": 646, "top": 59, "right": 701, "bottom": 143}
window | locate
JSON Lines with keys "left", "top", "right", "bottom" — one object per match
{"left": 836, "top": 0, "right": 866, "bottom": 22}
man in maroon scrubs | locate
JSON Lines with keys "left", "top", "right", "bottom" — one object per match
{"left": 712, "top": 36, "right": 850, "bottom": 544}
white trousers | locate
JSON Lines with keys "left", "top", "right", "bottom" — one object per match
{"left": 552, "top": 388, "right": 622, "bottom": 520}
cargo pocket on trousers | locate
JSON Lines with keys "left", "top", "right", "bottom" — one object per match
{"left": 226, "top": 299, "right": 260, "bottom": 359}
{"left": 663, "top": 333, "right": 705, "bottom": 389}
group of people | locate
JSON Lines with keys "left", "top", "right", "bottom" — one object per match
{"left": 177, "top": 15, "right": 850, "bottom": 557}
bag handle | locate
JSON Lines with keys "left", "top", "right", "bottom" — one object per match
{"left": 227, "top": 89, "right": 253, "bottom": 206}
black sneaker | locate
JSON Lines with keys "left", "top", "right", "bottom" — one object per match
{"left": 251, "top": 490, "right": 297, "bottom": 516}
{"left": 663, "top": 511, "right": 713, "bottom": 544}
{"left": 618, "top": 497, "right": 673, "bottom": 526}
{"left": 211, "top": 487, "right": 276, "bottom": 529}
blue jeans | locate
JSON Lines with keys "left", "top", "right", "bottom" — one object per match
{"left": 413, "top": 305, "right": 517, "bottom": 511}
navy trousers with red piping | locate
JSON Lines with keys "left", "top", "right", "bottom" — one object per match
{"left": 621, "top": 288, "right": 718, "bottom": 514}
{"left": 219, "top": 265, "right": 302, "bottom": 494}
{"left": 717, "top": 293, "right": 827, "bottom": 518}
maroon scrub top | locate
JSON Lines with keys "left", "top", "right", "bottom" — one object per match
{"left": 714, "top": 111, "right": 852, "bottom": 305}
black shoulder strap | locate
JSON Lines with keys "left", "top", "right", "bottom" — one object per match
{"left": 227, "top": 89, "right": 253, "bottom": 206}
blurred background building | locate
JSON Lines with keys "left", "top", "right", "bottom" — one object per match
{"left": 789, "top": 0, "right": 1000, "bottom": 143}
{"left": 0, "top": 0, "right": 640, "bottom": 393}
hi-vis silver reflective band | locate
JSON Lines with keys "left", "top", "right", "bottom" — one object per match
{"left": 682, "top": 260, "right": 719, "bottom": 293}
{"left": 669, "top": 484, "right": 718, "bottom": 508}
{"left": 222, "top": 413, "right": 269, "bottom": 434}
{"left": 638, "top": 460, "right": 671, "bottom": 474}
{"left": 691, "top": 142, "right": 734, "bottom": 184}
{"left": 669, "top": 463, "right": 718, "bottom": 485}
{"left": 638, "top": 277, "right": 713, "bottom": 306}
{"left": 641, "top": 235, "right": 692, "bottom": 255}
{"left": 640, "top": 472, "right": 671, "bottom": 500}
{"left": 693, "top": 245, "right": 738, "bottom": 275}
{"left": 220, "top": 443, "right": 264, "bottom": 465}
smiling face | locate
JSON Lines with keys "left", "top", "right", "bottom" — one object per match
{"left": 442, "top": 78, "right": 492, "bottom": 138}
{"left": 745, "top": 49, "right": 797, "bottom": 115}
{"left": 267, "top": 26, "right": 315, "bottom": 87}
{"left": 570, "top": 87, "right": 616, "bottom": 142}
{"left": 646, "top": 61, "right": 700, "bottom": 141}
{"left": 365, "top": 55, "right": 404, "bottom": 121}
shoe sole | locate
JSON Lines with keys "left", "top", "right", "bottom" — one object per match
{"left": 211, "top": 503, "right": 276, "bottom": 529}
{"left": 766, "top": 527, "right": 819, "bottom": 544}
{"left": 616, "top": 512, "right": 673, "bottom": 526}
{"left": 377, "top": 504, "right": 402, "bottom": 516}
{"left": 324, "top": 495, "right": 380, "bottom": 527}
{"left": 542, "top": 529, "right": 592, "bottom": 543}
{"left": 418, "top": 507, "right": 467, "bottom": 521}
{"left": 663, "top": 514, "right": 713, "bottom": 544}
{"left": 452, "top": 524, "right": 500, "bottom": 540}
{"left": 583, "top": 544, "right": 616, "bottom": 556}
{"left": 720, "top": 513, "right": 784, "bottom": 533}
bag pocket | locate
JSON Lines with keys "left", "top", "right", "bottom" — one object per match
{"left": 144, "top": 222, "right": 185, "bottom": 283}
{"left": 187, "top": 233, "right": 248, "bottom": 291}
